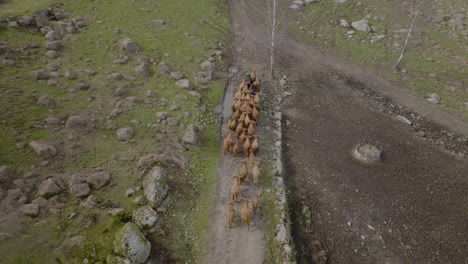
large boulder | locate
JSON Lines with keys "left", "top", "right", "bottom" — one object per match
{"left": 87, "top": 172, "right": 111, "bottom": 190}
{"left": 143, "top": 166, "right": 168, "bottom": 209}
{"left": 120, "top": 38, "right": 141, "bottom": 52}
{"left": 29, "top": 141, "right": 58, "bottom": 158}
{"left": 53, "top": 236, "right": 96, "bottom": 264}
{"left": 132, "top": 206, "right": 158, "bottom": 229}
{"left": 0, "top": 166, "right": 19, "bottom": 183}
{"left": 37, "top": 178, "right": 63, "bottom": 198}
{"left": 113, "top": 222, "right": 151, "bottom": 264}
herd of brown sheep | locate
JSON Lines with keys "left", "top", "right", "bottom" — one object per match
{"left": 223, "top": 70, "right": 262, "bottom": 231}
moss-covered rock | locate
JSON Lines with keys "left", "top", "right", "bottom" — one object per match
{"left": 132, "top": 206, "right": 158, "bottom": 229}
{"left": 113, "top": 222, "right": 151, "bottom": 264}
{"left": 106, "top": 254, "right": 132, "bottom": 264}
{"left": 53, "top": 236, "right": 96, "bottom": 264}
{"left": 143, "top": 166, "right": 168, "bottom": 209}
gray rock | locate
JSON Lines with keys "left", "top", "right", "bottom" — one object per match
{"left": 339, "top": 19, "right": 351, "bottom": 27}
{"left": 65, "top": 115, "right": 87, "bottom": 129}
{"left": 333, "top": 0, "right": 347, "bottom": 3}
{"left": 80, "top": 195, "right": 102, "bottom": 208}
{"left": 293, "top": 0, "right": 304, "bottom": 6}
{"left": 0, "top": 166, "right": 19, "bottom": 183}
{"left": 37, "top": 178, "right": 62, "bottom": 198}
{"left": 32, "top": 196, "right": 48, "bottom": 207}
{"left": 47, "top": 79, "right": 59, "bottom": 86}
{"left": 2, "top": 59, "right": 15, "bottom": 67}
{"left": 8, "top": 21, "right": 20, "bottom": 29}
{"left": 113, "top": 222, "right": 151, "bottom": 264}
{"left": 126, "top": 188, "right": 136, "bottom": 197}
{"left": 463, "top": 102, "right": 468, "bottom": 108}
{"left": 65, "top": 70, "right": 77, "bottom": 80}
{"left": 167, "top": 118, "right": 178, "bottom": 126}
{"left": 158, "top": 61, "right": 171, "bottom": 73}
{"left": 200, "top": 61, "right": 215, "bottom": 70}
{"left": 45, "top": 30, "right": 61, "bottom": 41}
{"left": 195, "top": 71, "right": 213, "bottom": 84}
{"left": 188, "top": 91, "right": 202, "bottom": 99}
{"left": 126, "top": 96, "right": 140, "bottom": 103}
{"left": 290, "top": 4, "right": 301, "bottom": 10}
{"left": 136, "top": 57, "right": 150, "bottom": 65}
{"left": 70, "top": 183, "right": 91, "bottom": 197}
{"left": 38, "top": 95, "right": 55, "bottom": 108}
{"left": 74, "top": 20, "right": 87, "bottom": 28}
{"left": 19, "top": 203, "right": 39, "bottom": 217}
{"left": 75, "top": 82, "right": 90, "bottom": 90}
{"left": 40, "top": 26, "right": 53, "bottom": 35}
{"left": 135, "top": 64, "right": 151, "bottom": 78}
{"left": 113, "top": 88, "right": 128, "bottom": 97}
{"left": 45, "top": 41, "right": 62, "bottom": 50}
{"left": 19, "top": 15, "right": 34, "bottom": 26}
{"left": 87, "top": 172, "right": 111, "bottom": 190}
{"left": 108, "top": 72, "right": 123, "bottom": 81}
{"left": 396, "top": 115, "right": 412, "bottom": 125}
{"left": 29, "top": 141, "right": 58, "bottom": 158}
{"left": 143, "top": 167, "right": 168, "bottom": 209}
{"left": 175, "top": 79, "right": 190, "bottom": 89}
{"left": 46, "top": 50, "right": 58, "bottom": 59}
{"left": 155, "top": 112, "right": 168, "bottom": 120}
{"left": 34, "top": 15, "right": 49, "bottom": 28}
{"left": 153, "top": 19, "right": 166, "bottom": 26}
{"left": 69, "top": 173, "right": 87, "bottom": 186}
{"left": 133, "top": 195, "right": 147, "bottom": 206}
{"left": 33, "top": 70, "right": 49, "bottom": 80}
{"left": 110, "top": 108, "right": 123, "bottom": 118}
{"left": 53, "top": 236, "right": 96, "bottom": 264}
{"left": 305, "top": 0, "right": 318, "bottom": 3}
{"left": 427, "top": 93, "right": 440, "bottom": 104}
{"left": 146, "top": 90, "right": 157, "bottom": 98}
{"left": 170, "top": 71, "right": 185, "bottom": 80}
{"left": 351, "top": 19, "right": 371, "bottom": 33}
{"left": 132, "top": 206, "right": 158, "bottom": 229}
{"left": 44, "top": 117, "right": 60, "bottom": 125}
{"left": 117, "top": 127, "right": 134, "bottom": 141}
{"left": 120, "top": 38, "right": 141, "bottom": 52}
{"left": 182, "top": 127, "right": 199, "bottom": 144}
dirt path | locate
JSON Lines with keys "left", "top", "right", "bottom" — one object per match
{"left": 205, "top": 1, "right": 271, "bottom": 263}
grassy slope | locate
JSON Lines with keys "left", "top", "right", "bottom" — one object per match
{"left": 0, "top": 0, "right": 230, "bottom": 263}
{"left": 291, "top": 0, "right": 467, "bottom": 121}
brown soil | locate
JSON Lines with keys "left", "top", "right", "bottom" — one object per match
{"left": 211, "top": 0, "right": 468, "bottom": 263}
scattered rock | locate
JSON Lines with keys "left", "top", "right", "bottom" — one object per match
{"left": 290, "top": 4, "right": 301, "bottom": 10}
{"left": 339, "top": 19, "right": 351, "bottom": 27}
{"left": 53, "top": 236, "right": 96, "bottom": 264}
{"left": 46, "top": 50, "right": 59, "bottom": 59}
{"left": 45, "top": 40, "right": 62, "bottom": 50}
{"left": 200, "top": 61, "right": 215, "bottom": 70}
{"left": 120, "top": 38, "right": 141, "bottom": 52}
{"left": 126, "top": 96, "right": 139, "bottom": 103}
{"left": 351, "top": 19, "right": 371, "bottom": 33}
{"left": 38, "top": 95, "right": 55, "bottom": 108}
{"left": 175, "top": 79, "right": 190, "bottom": 89}
{"left": 117, "top": 127, "right": 134, "bottom": 141}
{"left": 47, "top": 79, "right": 59, "bottom": 86}
{"left": 87, "top": 172, "right": 111, "bottom": 190}
{"left": 81, "top": 195, "right": 102, "bottom": 208}
{"left": 126, "top": 188, "right": 136, "bottom": 197}
{"left": 146, "top": 90, "right": 157, "bottom": 98}
{"left": 44, "top": 117, "right": 60, "bottom": 125}
{"left": 70, "top": 183, "right": 91, "bottom": 197}
{"left": 182, "top": 126, "right": 199, "bottom": 145}
{"left": 133, "top": 195, "right": 147, "bottom": 206}
{"left": 170, "top": 71, "right": 185, "bottom": 80}
{"left": 113, "top": 88, "right": 128, "bottom": 97}
{"left": 153, "top": 19, "right": 166, "bottom": 26}
{"left": 65, "top": 70, "right": 77, "bottom": 80}
{"left": 135, "top": 64, "right": 151, "bottom": 78}
{"left": 106, "top": 255, "right": 132, "bottom": 264}
{"left": 35, "top": 15, "right": 49, "bottom": 29}
{"left": 136, "top": 57, "right": 150, "bottom": 65}
{"left": 19, "top": 203, "right": 39, "bottom": 217}
{"left": 333, "top": 0, "right": 347, "bottom": 3}
{"left": 195, "top": 71, "right": 213, "bottom": 84}
{"left": 155, "top": 112, "right": 168, "bottom": 121}
{"left": 427, "top": 93, "right": 440, "bottom": 104}
{"left": 113, "top": 222, "right": 151, "bottom": 264}
{"left": 143, "top": 167, "right": 168, "bottom": 209}
{"left": 33, "top": 70, "right": 49, "bottom": 80}
{"left": 2, "top": 59, "right": 15, "bottom": 66}
{"left": 0, "top": 166, "right": 19, "bottom": 183}
{"left": 75, "top": 82, "right": 90, "bottom": 90}
{"left": 108, "top": 72, "right": 123, "bottom": 81}
{"left": 19, "top": 15, "right": 34, "bottom": 27}
{"left": 293, "top": 1, "right": 304, "bottom": 6}
{"left": 45, "top": 30, "right": 61, "bottom": 41}
{"left": 8, "top": 21, "right": 20, "bottom": 29}
{"left": 32, "top": 196, "right": 48, "bottom": 207}
{"left": 132, "top": 206, "right": 158, "bottom": 229}
{"left": 158, "top": 61, "right": 171, "bottom": 73}
{"left": 396, "top": 115, "right": 412, "bottom": 125}
{"left": 109, "top": 108, "right": 123, "bottom": 118}
{"left": 65, "top": 115, "right": 87, "bottom": 129}
{"left": 29, "top": 141, "right": 58, "bottom": 158}
{"left": 37, "top": 178, "right": 63, "bottom": 198}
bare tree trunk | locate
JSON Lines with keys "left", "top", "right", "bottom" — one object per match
{"left": 395, "top": 11, "right": 418, "bottom": 70}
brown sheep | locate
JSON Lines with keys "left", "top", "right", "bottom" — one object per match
{"left": 227, "top": 201, "right": 235, "bottom": 228}
{"left": 235, "top": 120, "right": 244, "bottom": 136}
{"left": 239, "top": 160, "right": 249, "bottom": 184}
{"left": 252, "top": 106, "right": 259, "bottom": 122}
{"left": 253, "top": 93, "right": 261, "bottom": 106}
{"left": 229, "top": 118, "right": 237, "bottom": 131}
{"left": 251, "top": 136, "right": 259, "bottom": 154}
{"left": 247, "top": 120, "right": 256, "bottom": 137}
{"left": 253, "top": 78, "right": 261, "bottom": 91}
{"left": 251, "top": 70, "right": 257, "bottom": 82}
{"left": 241, "top": 198, "right": 252, "bottom": 231}
{"left": 233, "top": 109, "right": 241, "bottom": 121}
{"left": 230, "top": 176, "right": 241, "bottom": 202}
{"left": 232, "top": 140, "right": 241, "bottom": 156}
{"left": 244, "top": 113, "right": 251, "bottom": 127}
{"left": 243, "top": 136, "right": 251, "bottom": 156}
{"left": 252, "top": 161, "right": 261, "bottom": 184}
{"left": 252, "top": 193, "right": 261, "bottom": 213}
{"left": 223, "top": 130, "right": 234, "bottom": 154}
{"left": 249, "top": 148, "right": 256, "bottom": 164}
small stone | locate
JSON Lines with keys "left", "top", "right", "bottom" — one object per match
{"left": 70, "top": 183, "right": 91, "bottom": 197}
{"left": 47, "top": 79, "right": 59, "bottom": 86}
{"left": 0, "top": 166, "right": 19, "bottom": 183}
{"left": 2, "top": 59, "right": 15, "bottom": 66}
{"left": 108, "top": 72, "right": 123, "bottom": 81}
{"left": 351, "top": 19, "right": 371, "bottom": 33}
{"left": 126, "top": 188, "right": 136, "bottom": 197}
{"left": 113, "top": 88, "right": 128, "bottom": 97}
{"left": 200, "top": 61, "right": 215, "bottom": 70}
{"left": 339, "top": 19, "right": 351, "bottom": 27}
{"left": 135, "top": 64, "right": 151, "bottom": 77}
{"left": 8, "top": 21, "right": 20, "bottom": 29}
{"left": 87, "top": 172, "right": 111, "bottom": 190}
{"left": 65, "top": 70, "right": 77, "bottom": 80}
{"left": 45, "top": 41, "right": 62, "bottom": 50}
{"left": 146, "top": 90, "right": 157, "bottom": 98}
{"left": 427, "top": 93, "right": 440, "bottom": 104}
{"left": 37, "top": 178, "right": 62, "bottom": 198}
{"left": 170, "top": 72, "right": 185, "bottom": 80}
{"left": 65, "top": 115, "right": 87, "bottom": 129}
{"left": 158, "top": 61, "right": 171, "bottom": 73}
{"left": 53, "top": 236, "right": 96, "bottom": 264}
{"left": 75, "top": 82, "right": 90, "bottom": 90}
{"left": 29, "top": 141, "right": 58, "bottom": 158}
{"left": 45, "top": 30, "right": 61, "bottom": 41}
{"left": 155, "top": 112, "right": 168, "bottom": 120}
{"left": 113, "top": 223, "right": 151, "bottom": 263}
{"left": 396, "top": 115, "right": 412, "bottom": 125}
{"left": 38, "top": 95, "right": 55, "bottom": 108}
{"left": 40, "top": 160, "right": 50, "bottom": 167}
{"left": 133, "top": 195, "right": 147, "bottom": 206}
{"left": 175, "top": 79, "right": 190, "bottom": 89}
{"left": 19, "top": 15, "right": 34, "bottom": 26}
{"left": 120, "top": 38, "right": 141, "bottom": 52}
{"left": 33, "top": 70, "right": 49, "bottom": 80}
{"left": 44, "top": 117, "right": 60, "bottom": 125}
{"left": 154, "top": 19, "right": 166, "bottom": 26}
{"left": 133, "top": 206, "right": 158, "bottom": 229}
{"left": 117, "top": 127, "right": 134, "bottom": 141}
{"left": 46, "top": 50, "right": 59, "bottom": 59}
